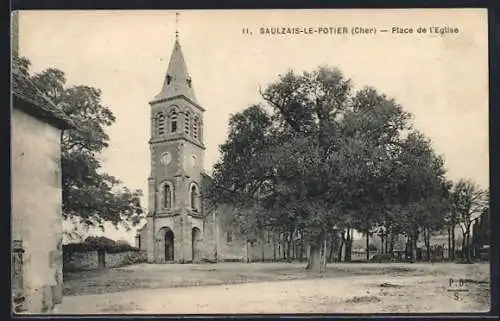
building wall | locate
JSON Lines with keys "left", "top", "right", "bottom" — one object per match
{"left": 11, "top": 108, "right": 64, "bottom": 313}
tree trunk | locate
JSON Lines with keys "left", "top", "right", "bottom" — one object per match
{"left": 405, "top": 236, "right": 411, "bottom": 262}
{"left": 328, "top": 232, "right": 336, "bottom": 263}
{"left": 383, "top": 232, "right": 388, "bottom": 254}
{"left": 273, "top": 237, "right": 277, "bottom": 261}
{"left": 282, "top": 232, "right": 286, "bottom": 260}
{"left": 344, "top": 227, "right": 352, "bottom": 262}
{"left": 389, "top": 232, "right": 395, "bottom": 255}
{"left": 412, "top": 234, "right": 418, "bottom": 262}
{"left": 380, "top": 232, "right": 385, "bottom": 255}
{"left": 306, "top": 243, "right": 323, "bottom": 272}
{"left": 246, "top": 241, "right": 250, "bottom": 263}
{"left": 465, "top": 233, "right": 470, "bottom": 263}
{"left": 365, "top": 229, "right": 370, "bottom": 261}
{"left": 461, "top": 231, "right": 467, "bottom": 261}
{"left": 451, "top": 225, "right": 455, "bottom": 261}
{"left": 412, "top": 228, "right": 419, "bottom": 262}
{"left": 425, "top": 228, "right": 431, "bottom": 262}
{"left": 306, "top": 232, "right": 326, "bottom": 272}
{"left": 323, "top": 237, "right": 327, "bottom": 267}
{"left": 286, "top": 234, "right": 292, "bottom": 262}
{"left": 338, "top": 230, "right": 345, "bottom": 262}
{"left": 448, "top": 226, "right": 451, "bottom": 260}
{"left": 298, "top": 235, "right": 304, "bottom": 262}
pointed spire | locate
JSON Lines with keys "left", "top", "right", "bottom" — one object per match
{"left": 151, "top": 13, "right": 197, "bottom": 104}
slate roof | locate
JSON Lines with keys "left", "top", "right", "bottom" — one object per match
{"left": 12, "top": 62, "right": 75, "bottom": 130}
{"left": 150, "top": 39, "right": 197, "bottom": 105}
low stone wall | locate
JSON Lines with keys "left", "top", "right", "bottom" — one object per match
{"left": 64, "top": 250, "right": 146, "bottom": 272}
{"left": 105, "top": 250, "right": 147, "bottom": 268}
{"left": 64, "top": 251, "right": 99, "bottom": 272}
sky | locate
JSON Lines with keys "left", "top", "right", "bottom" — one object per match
{"left": 18, "top": 9, "right": 489, "bottom": 244}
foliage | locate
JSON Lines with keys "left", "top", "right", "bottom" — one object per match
{"left": 208, "top": 65, "right": 453, "bottom": 269}
{"left": 451, "top": 179, "right": 488, "bottom": 231}
{"left": 13, "top": 55, "right": 144, "bottom": 230}
{"left": 63, "top": 236, "right": 139, "bottom": 255}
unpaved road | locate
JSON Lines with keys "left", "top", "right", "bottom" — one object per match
{"left": 54, "top": 273, "right": 489, "bottom": 314}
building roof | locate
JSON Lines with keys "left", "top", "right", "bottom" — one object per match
{"left": 150, "top": 39, "right": 197, "bottom": 105}
{"left": 12, "top": 62, "right": 75, "bottom": 130}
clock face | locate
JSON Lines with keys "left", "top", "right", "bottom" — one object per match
{"left": 160, "top": 152, "right": 172, "bottom": 165}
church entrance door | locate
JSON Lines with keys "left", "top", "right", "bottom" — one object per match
{"left": 192, "top": 227, "right": 201, "bottom": 263}
{"left": 164, "top": 229, "right": 174, "bottom": 262}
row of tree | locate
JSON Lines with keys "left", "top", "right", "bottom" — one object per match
{"left": 206, "top": 66, "right": 489, "bottom": 271}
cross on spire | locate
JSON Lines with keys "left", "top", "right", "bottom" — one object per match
{"left": 175, "top": 12, "right": 179, "bottom": 40}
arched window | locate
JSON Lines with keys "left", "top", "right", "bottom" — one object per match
{"left": 184, "top": 111, "right": 191, "bottom": 135}
{"left": 163, "top": 183, "right": 173, "bottom": 209}
{"left": 193, "top": 116, "right": 200, "bottom": 140}
{"left": 190, "top": 184, "right": 197, "bottom": 211}
{"left": 156, "top": 112, "right": 165, "bottom": 135}
{"left": 170, "top": 110, "right": 178, "bottom": 133}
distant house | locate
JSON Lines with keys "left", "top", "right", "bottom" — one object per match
{"left": 11, "top": 56, "right": 75, "bottom": 313}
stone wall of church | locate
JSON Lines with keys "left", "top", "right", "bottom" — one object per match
{"left": 199, "top": 206, "right": 286, "bottom": 263}
{"left": 11, "top": 108, "right": 64, "bottom": 313}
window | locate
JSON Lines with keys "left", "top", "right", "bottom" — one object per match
{"left": 193, "top": 116, "right": 200, "bottom": 140}
{"left": 186, "top": 77, "right": 192, "bottom": 88}
{"left": 156, "top": 113, "right": 165, "bottom": 135}
{"left": 226, "top": 231, "right": 233, "bottom": 243}
{"left": 170, "top": 111, "right": 178, "bottom": 133}
{"left": 136, "top": 235, "right": 141, "bottom": 249}
{"left": 163, "top": 183, "right": 173, "bottom": 209}
{"left": 190, "top": 184, "right": 197, "bottom": 211}
{"left": 167, "top": 75, "right": 172, "bottom": 85}
{"left": 184, "top": 112, "right": 191, "bottom": 135}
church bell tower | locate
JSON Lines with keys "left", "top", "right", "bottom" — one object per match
{"left": 145, "top": 25, "right": 206, "bottom": 263}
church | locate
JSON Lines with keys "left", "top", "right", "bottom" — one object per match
{"left": 135, "top": 34, "right": 284, "bottom": 263}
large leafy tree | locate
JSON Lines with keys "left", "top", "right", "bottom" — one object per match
{"left": 208, "top": 66, "right": 449, "bottom": 271}
{"left": 14, "top": 56, "right": 144, "bottom": 232}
